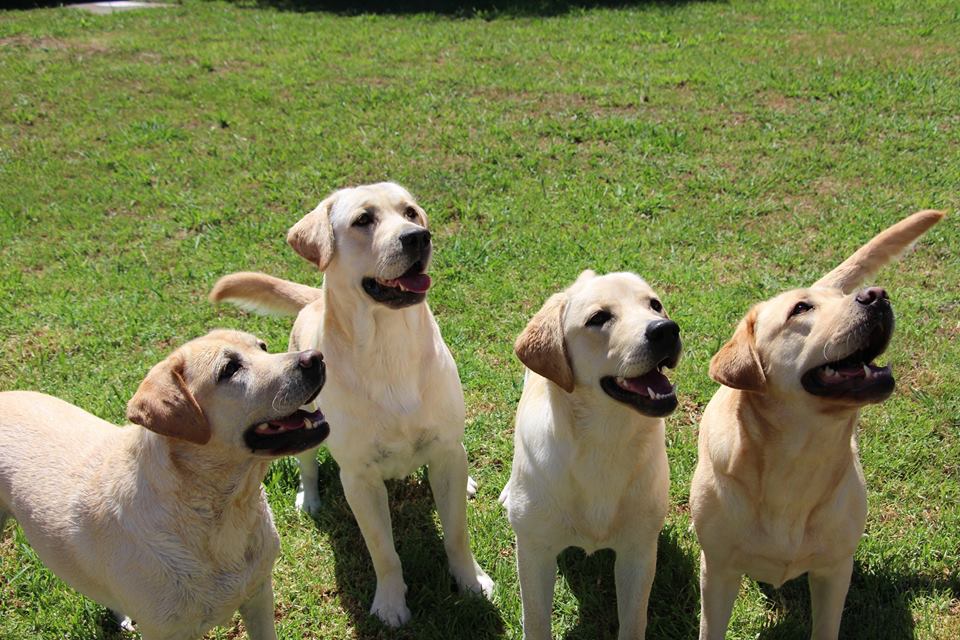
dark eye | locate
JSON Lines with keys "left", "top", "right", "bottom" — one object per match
{"left": 352, "top": 212, "right": 373, "bottom": 227}
{"left": 650, "top": 299, "right": 663, "bottom": 313}
{"left": 790, "top": 301, "right": 813, "bottom": 317}
{"left": 218, "top": 359, "right": 242, "bottom": 382}
{"left": 257, "top": 340, "right": 267, "bottom": 352}
{"left": 585, "top": 310, "right": 612, "bottom": 327}
{"left": 403, "top": 206, "right": 419, "bottom": 221}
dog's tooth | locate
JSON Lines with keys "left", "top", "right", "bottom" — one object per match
{"left": 863, "top": 364, "right": 871, "bottom": 378}
{"left": 256, "top": 423, "right": 270, "bottom": 434}
{"left": 303, "top": 417, "right": 311, "bottom": 429}
{"left": 824, "top": 367, "right": 835, "bottom": 378}
{"left": 647, "top": 386, "right": 656, "bottom": 398}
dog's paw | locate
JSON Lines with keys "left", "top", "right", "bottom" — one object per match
{"left": 370, "top": 586, "right": 411, "bottom": 627}
{"left": 295, "top": 488, "right": 322, "bottom": 517}
{"left": 467, "top": 475, "right": 478, "bottom": 499}
{"left": 111, "top": 610, "right": 136, "bottom": 633}
{"left": 456, "top": 566, "right": 495, "bottom": 599}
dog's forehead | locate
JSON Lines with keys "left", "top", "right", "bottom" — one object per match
{"left": 569, "top": 272, "right": 656, "bottom": 310}
{"left": 180, "top": 330, "right": 261, "bottom": 369}
{"left": 331, "top": 183, "right": 415, "bottom": 219}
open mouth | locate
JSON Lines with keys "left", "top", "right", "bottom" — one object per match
{"left": 600, "top": 354, "right": 679, "bottom": 417}
{"left": 243, "top": 404, "right": 329, "bottom": 457}
{"left": 801, "top": 321, "right": 895, "bottom": 403}
{"left": 361, "top": 261, "right": 431, "bottom": 308}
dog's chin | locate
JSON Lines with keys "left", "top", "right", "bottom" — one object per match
{"left": 361, "top": 260, "right": 431, "bottom": 309}
{"left": 800, "top": 321, "right": 895, "bottom": 404}
{"left": 600, "top": 367, "right": 678, "bottom": 417}
{"left": 243, "top": 405, "right": 329, "bottom": 457}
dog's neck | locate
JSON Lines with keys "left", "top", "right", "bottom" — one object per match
{"left": 130, "top": 429, "right": 271, "bottom": 542}
{"left": 551, "top": 380, "right": 664, "bottom": 450}
{"left": 729, "top": 388, "right": 861, "bottom": 510}
{"left": 321, "top": 271, "right": 431, "bottom": 348}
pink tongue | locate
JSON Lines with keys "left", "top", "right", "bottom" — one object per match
{"left": 269, "top": 414, "right": 305, "bottom": 430}
{"left": 836, "top": 363, "right": 865, "bottom": 378}
{"left": 397, "top": 273, "right": 431, "bottom": 293}
{"left": 622, "top": 370, "right": 672, "bottom": 395}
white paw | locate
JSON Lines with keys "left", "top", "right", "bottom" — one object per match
{"left": 295, "top": 487, "right": 322, "bottom": 516}
{"left": 467, "top": 475, "right": 478, "bottom": 499}
{"left": 370, "top": 583, "right": 411, "bottom": 627}
{"left": 112, "top": 610, "right": 136, "bottom": 633}
{"left": 455, "top": 565, "right": 495, "bottom": 599}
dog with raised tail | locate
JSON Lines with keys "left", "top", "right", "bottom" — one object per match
{"left": 210, "top": 182, "right": 492, "bottom": 627}
{"left": 691, "top": 210, "right": 945, "bottom": 640}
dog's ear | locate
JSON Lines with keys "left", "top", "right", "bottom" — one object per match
{"left": 287, "top": 193, "right": 337, "bottom": 271}
{"left": 127, "top": 351, "right": 211, "bottom": 445}
{"left": 709, "top": 308, "right": 766, "bottom": 393}
{"left": 812, "top": 209, "right": 944, "bottom": 293}
{"left": 515, "top": 292, "right": 575, "bottom": 393}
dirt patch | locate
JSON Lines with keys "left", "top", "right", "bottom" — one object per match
{"left": 0, "top": 35, "right": 110, "bottom": 56}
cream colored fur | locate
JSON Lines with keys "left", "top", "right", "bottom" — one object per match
{"left": 210, "top": 182, "right": 492, "bottom": 627}
{"left": 500, "top": 270, "right": 679, "bottom": 640}
{"left": 690, "top": 210, "right": 944, "bottom": 640}
{"left": 0, "top": 330, "right": 326, "bottom": 640}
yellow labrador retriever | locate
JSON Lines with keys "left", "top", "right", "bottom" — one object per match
{"left": 0, "top": 330, "right": 328, "bottom": 640}
{"left": 500, "top": 270, "right": 682, "bottom": 640}
{"left": 210, "top": 182, "right": 492, "bottom": 627}
{"left": 690, "top": 210, "right": 944, "bottom": 640}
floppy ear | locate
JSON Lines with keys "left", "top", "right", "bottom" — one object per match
{"left": 812, "top": 209, "right": 944, "bottom": 293}
{"left": 709, "top": 308, "right": 766, "bottom": 393}
{"left": 126, "top": 352, "right": 211, "bottom": 445}
{"left": 287, "top": 193, "right": 338, "bottom": 271}
{"left": 515, "top": 292, "right": 575, "bottom": 393}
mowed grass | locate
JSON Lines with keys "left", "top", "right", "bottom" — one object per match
{"left": 0, "top": 0, "right": 957, "bottom": 637}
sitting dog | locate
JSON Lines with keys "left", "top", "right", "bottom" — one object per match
{"left": 690, "top": 210, "right": 944, "bottom": 639}
{"left": 210, "top": 182, "right": 492, "bottom": 627}
{"left": 0, "top": 330, "right": 328, "bottom": 640}
{"left": 500, "top": 270, "right": 682, "bottom": 640}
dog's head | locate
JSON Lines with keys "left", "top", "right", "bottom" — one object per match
{"left": 287, "top": 182, "right": 432, "bottom": 309}
{"left": 711, "top": 287, "right": 895, "bottom": 406}
{"left": 710, "top": 210, "right": 944, "bottom": 407}
{"left": 127, "top": 330, "right": 329, "bottom": 457}
{"left": 515, "top": 270, "right": 682, "bottom": 417}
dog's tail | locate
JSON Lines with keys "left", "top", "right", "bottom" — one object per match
{"left": 812, "top": 209, "right": 945, "bottom": 293}
{"left": 209, "top": 272, "right": 322, "bottom": 316}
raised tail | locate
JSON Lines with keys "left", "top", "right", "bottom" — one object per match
{"left": 209, "top": 272, "right": 322, "bottom": 316}
{"left": 812, "top": 209, "right": 945, "bottom": 293}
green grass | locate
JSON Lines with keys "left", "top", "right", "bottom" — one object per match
{"left": 0, "top": 0, "right": 957, "bottom": 637}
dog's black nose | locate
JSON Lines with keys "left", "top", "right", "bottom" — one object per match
{"left": 856, "top": 287, "right": 889, "bottom": 306}
{"left": 298, "top": 350, "right": 324, "bottom": 379}
{"left": 646, "top": 319, "right": 680, "bottom": 345}
{"left": 399, "top": 229, "right": 431, "bottom": 255}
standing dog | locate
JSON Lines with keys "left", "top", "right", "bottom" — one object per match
{"left": 500, "top": 270, "right": 682, "bottom": 640}
{"left": 0, "top": 330, "right": 328, "bottom": 640}
{"left": 210, "top": 182, "right": 492, "bottom": 626}
{"left": 690, "top": 210, "right": 944, "bottom": 639}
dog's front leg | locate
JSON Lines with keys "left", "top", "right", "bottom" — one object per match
{"left": 427, "top": 443, "right": 493, "bottom": 597}
{"left": 340, "top": 469, "right": 410, "bottom": 627}
{"left": 238, "top": 579, "right": 279, "bottom": 640}
{"left": 698, "top": 551, "right": 741, "bottom": 640}
{"left": 613, "top": 539, "right": 658, "bottom": 639}
{"left": 516, "top": 535, "right": 558, "bottom": 640}
{"left": 808, "top": 556, "right": 853, "bottom": 640}
{"left": 294, "top": 448, "right": 322, "bottom": 515}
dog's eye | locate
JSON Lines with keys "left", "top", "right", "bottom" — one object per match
{"left": 790, "top": 301, "right": 813, "bottom": 317}
{"left": 218, "top": 359, "right": 242, "bottom": 382}
{"left": 585, "top": 310, "right": 613, "bottom": 327}
{"left": 650, "top": 299, "right": 663, "bottom": 313}
{"left": 403, "top": 206, "right": 419, "bottom": 221}
{"left": 352, "top": 212, "right": 374, "bottom": 228}
{"left": 257, "top": 340, "right": 268, "bottom": 352}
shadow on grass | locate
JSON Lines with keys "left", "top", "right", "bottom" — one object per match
{"left": 753, "top": 561, "right": 960, "bottom": 639}
{"left": 556, "top": 524, "right": 699, "bottom": 640}
{"left": 302, "top": 455, "right": 505, "bottom": 639}
{"left": 239, "top": 0, "right": 713, "bottom": 18}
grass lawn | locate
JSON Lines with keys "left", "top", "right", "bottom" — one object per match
{"left": 1, "top": 0, "right": 957, "bottom": 637}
